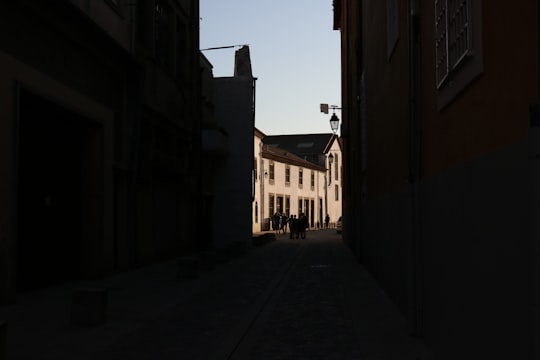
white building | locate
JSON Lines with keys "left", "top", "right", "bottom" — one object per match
{"left": 253, "top": 129, "right": 342, "bottom": 233}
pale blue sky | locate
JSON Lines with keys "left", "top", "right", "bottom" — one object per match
{"left": 200, "top": 0, "right": 341, "bottom": 135}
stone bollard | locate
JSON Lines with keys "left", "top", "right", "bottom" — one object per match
{"left": 71, "top": 288, "right": 107, "bottom": 325}
{"left": 0, "top": 321, "right": 5, "bottom": 360}
{"left": 177, "top": 256, "right": 199, "bottom": 279}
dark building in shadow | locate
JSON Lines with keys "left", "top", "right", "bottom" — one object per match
{"left": 334, "top": 1, "right": 540, "bottom": 358}
{"left": 0, "top": 0, "right": 200, "bottom": 304}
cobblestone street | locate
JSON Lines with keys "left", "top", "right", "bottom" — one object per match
{"left": 0, "top": 230, "right": 429, "bottom": 359}
{"left": 240, "top": 237, "right": 365, "bottom": 360}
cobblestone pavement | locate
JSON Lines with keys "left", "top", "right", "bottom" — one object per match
{"left": 241, "top": 237, "right": 366, "bottom": 360}
{"left": 1, "top": 230, "right": 430, "bottom": 359}
{"left": 88, "top": 240, "right": 303, "bottom": 360}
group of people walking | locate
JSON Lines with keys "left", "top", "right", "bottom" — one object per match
{"left": 272, "top": 212, "right": 309, "bottom": 239}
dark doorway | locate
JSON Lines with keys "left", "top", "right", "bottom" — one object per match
{"left": 304, "top": 199, "right": 309, "bottom": 227}
{"left": 16, "top": 89, "right": 99, "bottom": 292}
{"left": 276, "top": 196, "right": 283, "bottom": 214}
{"left": 319, "top": 198, "right": 323, "bottom": 228}
{"left": 310, "top": 199, "right": 314, "bottom": 229}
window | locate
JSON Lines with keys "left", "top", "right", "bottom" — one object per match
{"left": 435, "top": 0, "right": 449, "bottom": 86}
{"left": 335, "top": 185, "right": 339, "bottom": 201}
{"left": 298, "top": 168, "right": 303, "bottom": 187}
{"left": 435, "top": 0, "right": 483, "bottom": 109}
{"left": 285, "top": 166, "right": 290, "bottom": 185}
{"left": 269, "top": 161, "right": 275, "bottom": 183}
{"left": 298, "top": 199, "right": 303, "bottom": 215}
{"left": 285, "top": 196, "right": 290, "bottom": 217}
{"left": 254, "top": 158, "right": 258, "bottom": 181}
{"left": 269, "top": 194, "right": 275, "bottom": 217}
{"left": 334, "top": 154, "right": 339, "bottom": 181}
{"left": 155, "top": 0, "right": 172, "bottom": 69}
{"left": 310, "top": 171, "right": 315, "bottom": 190}
{"left": 329, "top": 160, "right": 332, "bottom": 185}
{"left": 436, "top": 0, "right": 470, "bottom": 87}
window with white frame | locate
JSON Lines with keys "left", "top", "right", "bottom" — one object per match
{"left": 435, "top": 0, "right": 483, "bottom": 109}
{"left": 311, "top": 170, "right": 315, "bottom": 190}
{"left": 335, "top": 184, "right": 339, "bottom": 201}
{"left": 285, "top": 165, "right": 290, "bottom": 185}
{"left": 298, "top": 168, "right": 303, "bottom": 187}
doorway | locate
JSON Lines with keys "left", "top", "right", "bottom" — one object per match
{"left": 304, "top": 199, "right": 310, "bottom": 227}
{"left": 319, "top": 198, "right": 323, "bottom": 228}
{"left": 276, "top": 196, "right": 284, "bottom": 214}
{"left": 310, "top": 199, "right": 314, "bottom": 229}
{"left": 16, "top": 89, "right": 101, "bottom": 292}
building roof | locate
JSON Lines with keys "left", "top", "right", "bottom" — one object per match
{"left": 262, "top": 133, "right": 336, "bottom": 157}
{"left": 254, "top": 127, "right": 266, "bottom": 139}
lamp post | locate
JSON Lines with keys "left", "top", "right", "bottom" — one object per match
{"left": 320, "top": 104, "right": 341, "bottom": 228}
{"left": 325, "top": 152, "right": 335, "bottom": 225}
{"left": 329, "top": 114, "right": 340, "bottom": 134}
{"left": 320, "top": 104, "right": 341, "bottom": 135}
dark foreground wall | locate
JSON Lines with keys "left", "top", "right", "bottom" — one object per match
{"left": 361, "top": 139, "right": 534, "bottom": 358}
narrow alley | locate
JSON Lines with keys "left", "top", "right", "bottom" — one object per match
{"left": 0, "top": 230, "right": 428, "bottom": 360}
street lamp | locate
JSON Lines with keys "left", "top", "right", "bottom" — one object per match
{"left": 329, "top": 114, "right": 339, "bottom": 134}
{"left": 320, "top": 103, "right": 341, "bottom": 134}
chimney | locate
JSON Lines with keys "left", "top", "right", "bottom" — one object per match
{"left": 234, "top": 45, "right": 253, "bottom": 78}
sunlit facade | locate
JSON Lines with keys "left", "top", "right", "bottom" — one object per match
{"left": 253, "top": 129, "right": 342, "bottom": 233}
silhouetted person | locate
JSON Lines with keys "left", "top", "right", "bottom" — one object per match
{"left": 272, "top": 212, "right": 281, "bottom": 233}
{"left": 290, "top": 215, "right": 299, "bottom": 239}
{"left": 280, "top": 214, "right": 288, "bottom": 234}
{"left": 299, "top": 213, "right": 308, "bottom": 239}
{"left": 325, "top": 214, "right": 330, "bottom": 229}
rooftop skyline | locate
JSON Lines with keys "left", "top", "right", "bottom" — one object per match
{"left": 200, "top": 0, "right": 342, "bottom": 135}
